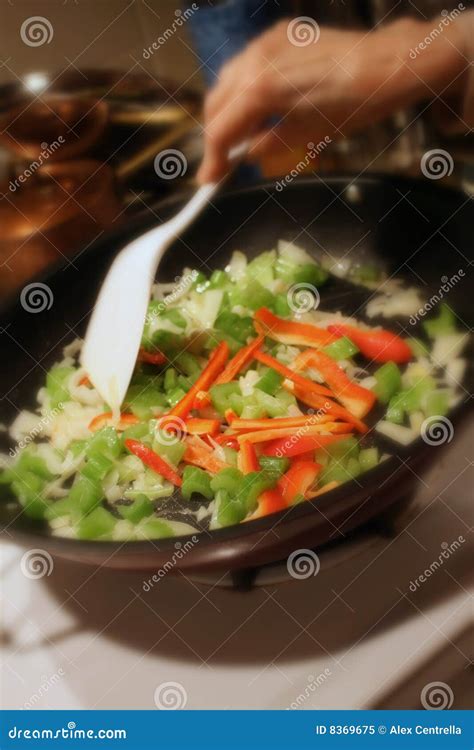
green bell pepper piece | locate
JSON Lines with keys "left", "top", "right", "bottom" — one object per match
{"left": 255, "top": 367, "right": 283, "bottom": 395}
{"left": 258, "top": 455, "right": 290, "bottom": 475}
{"left": 117, "top": 494, "right": 154, "bottom": 523}
{"left": 76, "top": 506, "right": 116, "bottom": 540}
{"left": 323, "top": 336, "right": 359, "bottom": 361}
{"left": 423, "top": 303, "right": 456, "bottom": 338}
{"left": 373, "top": 362, "right": 402, "bottom": 404}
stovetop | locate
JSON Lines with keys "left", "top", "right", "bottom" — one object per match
{"left": 1, "top": 419, "right": 472, "bottom": 710}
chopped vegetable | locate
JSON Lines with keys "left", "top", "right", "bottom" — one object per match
{"left": 328, "top": 324, "right": 412, "bottom": 363}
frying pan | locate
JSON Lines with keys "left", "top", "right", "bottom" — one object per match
{"left": 0, "top": 175, "right": 472, "bottom": 573}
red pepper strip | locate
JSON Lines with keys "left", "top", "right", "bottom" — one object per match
{"left": 231, "top": 414, "right": 334, "bottom": 432}
{"left": 237, "top": 421, "right": 353, "bottom": 445}
{"left": 163, "top": 342, "right": 229, "bottom": 423}
{"left": 224, "top": 409, "right": 238, "bottom": 424}
{"left": 253, "top": 350, "right": 333, "bottom": 398}
{"left": 278, "top": 460, "right": 321, "bottom": 506}
{"left": 79, "top": 374, "right": 91, "bottom": 387}
{"left": 252, "top": 488, "right": 287, "bottom": 518}
{"left": 137, "top": 348, "right": 167, "bottom": 366}
{"left": 306, "top": 480, "right": 340, "bottom": 499}
{"left": 185, "top": 418, "right": 221, "bottom": 435}
{"left": 285, "top": 382, "right": 368, "bottom": 434}
{"left": 294, "top": 349, "right": 376, "bottom": 419}
{"left": 237, "top": 441, "right": 260, "bottom": 474}
{"left": 213, "top": 434, "right": 240, "bottom": 449}
{"left": 254, "top": 307, "right": 337, "bottom": 347}
{"left": 327, "top": 324, "right": 412, "bottom": 364}
{"left": 195, "top": 336, "right": 264, "bottom": 408}
{"left": 183, "top": 435, "right": 229, "bottom": 474}
{"left": 125, "top": 439, "right": 182, "bottom": 487}
{"left": 88, "top": 412, "right": 139, "bottom": 432}
{"left": 263, "top": 433, "right": 348, "bottom": 458}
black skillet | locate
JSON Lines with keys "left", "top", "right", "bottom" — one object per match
{"left": 0, "top": 175, "right": 472, "bottom": 572}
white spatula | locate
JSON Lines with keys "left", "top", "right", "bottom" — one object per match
{"left": 81, "top": 145, "right": 246, "bottom": 413}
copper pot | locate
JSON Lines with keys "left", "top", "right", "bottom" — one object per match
{"left": 0, "top": 160, "right": 120, "bottom": 297}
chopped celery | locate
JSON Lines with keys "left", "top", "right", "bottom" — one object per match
{"left": 326, "top": 436, "right": 359, "bottom": 460}
{"left": 423, "top": 303, "right": 456, "bottom": 338}
{"left": 160, "top": 308, "right": 187, "bottom": 328}
{"left": 174, "top": 352, "right": 201, "bottom": 377}
{"left": 422, "top": 389, "right": 450, "bottom": 417}
{"left": 121, "top": 422, "right": 150, "bottom": 444}
{"left": 255, "top": 367, "right": 283, "bottom": 395}
{"left": 252, "top": 389, "right": 288, "bottom": 418}
{"left": 215, "top": 311, "right": 254, "bottom": 344}
{"left": 181, "top": 466, "right": 213, "bottom": 501}
{"left": 86, "top": 427, "right": 122, "bottom": 460}
{"left": 117, "top": 495, "right": 154, "bottom": 523}
{"left": 240, "top": 403, "right": 267, "bottom": 419}
{"left": 211, "top": 489, "right": 247, "bottom": 528}
{"left": 164, "top": 368, "right": 178, "bottom": 392}
{"left": 229, "top": 279, "right": 274, "bottom": 311}
{"left": 320, "top": 461, "right": 357, "bottom": 485}
{"left": 68, "top": 478, "right": 103, "bottom": 515}
{"left": 272, "top": 294, "right": 291, "bottom": 318}
{"left": 210, "top": 467, "right": 243, "bottom": 494}
{"left": 17, "top": 450, "right": 53, "bottom": 480}
{"left": 11, "top": 472, "right": 48, "bottom": 519}
{"left": 46, "top": 366, "right": 74, "bottom": 410}
{"left": 81, "top": 453, "right": 114, "bottom": 482}
{"left": 210, "top": 382, "right": 241, "bottom": 416}
{"left": 76, "top": 507, "right": 116, "bottom": 540}
{"left": 246, "top": 250, "right": 276, "bottom": 286}
{"left": 138, "top": 517, "right": 174, "bottom": 539}
{"left": 152, "top": 432, "right": 186, "bottom": 466}
{"left": 44, "top": 496, "right": 73, "bottom": 520}
{"left": 275, "top": 255, "right": 327, "bottom": 286}
{"left": 359, "top": 447, "right": 379, "bottom": 472}
{"left": 167, "top": 387, "right": 186, "bottom": 407}
{"left": 222, "top": 446, "right": 238, "bottom": 467}
{"left": 373, "top": 362, "right": 402, "bottom": 404}
{"left": 323, "top": 336, "right": 359, "bottom": 361}
{"left": 208, "top": 269, "right": 230, "bottom": 289}
{"left": 125, "top": 385, "right": 167, "bottom": 420}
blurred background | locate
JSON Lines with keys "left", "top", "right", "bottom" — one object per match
{"left": 0, "top": 0, "right": 472, "bottom": 297}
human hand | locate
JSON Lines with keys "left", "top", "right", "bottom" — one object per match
{"left": 197, "top": 16, "right": 467, "bottom": 183}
